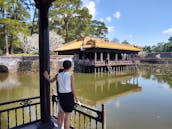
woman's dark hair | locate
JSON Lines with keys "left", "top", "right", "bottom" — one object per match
{"left": 63, "top": 60, "right": 72, "bottom": 70}
{"left": 58, "top": 68, "right": 64, "bottom": 73}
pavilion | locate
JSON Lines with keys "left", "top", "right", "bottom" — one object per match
{"left": 55, "top": 37, "right": 142, "bottom": 73}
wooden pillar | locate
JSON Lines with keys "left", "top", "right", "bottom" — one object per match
{"left": 100, "top": 52, "right": 103, "bottom": 61}
{"left": 115, "top": 53, "right": 118, "bottom": 61}
{"left": 107, "top": 52, "right": 110, "bottom": 60}
{"left": 94, "top": 67, "right": 97, "bottom": 73}
{"left": 36, "top": 0, "right": 52, "bottom": 123}
{"left": 101, "top": 67, "right": 103, "bottom": 72}
{"left": 126, "top": 54, "right": 128, "bottom": 60}
{"left": 94, "top": 52, "right": 97, "bottom": 62}
{"left": 121, "top": 53, "right": 123, "bottom": 60}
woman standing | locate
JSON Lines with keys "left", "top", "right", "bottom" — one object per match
{"left": 57, "top": 60, "right": 78, "bottom": 129}
{"left": 44, "top": 60, "right": 78, "bottom": 129}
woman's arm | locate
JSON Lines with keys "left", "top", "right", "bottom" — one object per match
{"left": 43, "top": 71, "right": 57, "bottom": 83}
{"left": 71, "top": 75, "right": 78, "bottom": 101}
{"left": 43, "top": 71, "right": 50, "bottom": 81}
{"left": 50, "top": 74, "right": 57, "bottom": 83}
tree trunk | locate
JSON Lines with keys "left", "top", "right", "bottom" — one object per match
{"left": 31, "top": 7, "right": 37, "bottom": 35}
{"left": 4, "top": 25, "right": 9, "bottom": 55}
{"left": 64, "top": 17, "right": 69, "bottom": 43}
{"left": 9, "top": 35, "right": 14, "bottom": 54}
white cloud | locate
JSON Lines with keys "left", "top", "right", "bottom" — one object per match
{"left": 113, "top": 11, "right": 121, "bottom": 20}
{"left": 106, "top": 16, "right": 112, "bottom": 22}
{"left": 82, "top": 0, "right": 96, "bottom": 18}
{"left": 162, "top": 28, "right": 172, "bottom": 35}
{"left": 107, "top": 26, "right": 115, "bottom": 33}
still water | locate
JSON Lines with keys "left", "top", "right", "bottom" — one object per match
{"left": 0, "top": 65, "right": 172, "bottom": 129}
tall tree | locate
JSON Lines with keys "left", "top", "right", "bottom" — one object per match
{"left": 88, "top": 20, "right": 108, "bottom": 38}
{"left": 0, "top": 0, "right": 30, "bottom": 54}
{"left": 143, "top": 37, "right": 172, "bottom": 53}
{"left": 143, "top": 46, "right": 151, "bottom": 52}
{"left": 50, "top": 0, "right": 92, "bottom": 42}
{"left": 121, "top": 40, "right": 130, "bottom": 44}
{"left": 168, "top": 37, "right": 172, "bottom": 42}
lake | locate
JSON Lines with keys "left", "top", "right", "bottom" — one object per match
{"left": 0, "top": 65, "right": 172, "bottom": 129}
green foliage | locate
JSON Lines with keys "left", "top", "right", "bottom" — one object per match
{"left": 143, "top": 46, "right": 151, "bottom": 52}
{"left": 88, "top": 20, "right": 108, "bottom": 38}
{"left": 0, "top": 0, "right": 108, "bottom": 54}
{"left": 49, "top": 0, "right": 91, "bottom": 42}
{"left": 0, "top": 0, "right": 30, "bottom": 54}
{"left": 121, "top": 40, "right": 130, "bottom": 44}
{"left": 144, "top": 37, "right": 172, "bottom": 52}
{"left": 49, "top": 0, "right": 107, "bottom": 42}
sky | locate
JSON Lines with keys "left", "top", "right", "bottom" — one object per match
{"left": 81, "top": 0, "right": 172, "bottom": 46}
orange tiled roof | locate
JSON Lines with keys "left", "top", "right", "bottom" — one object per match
{"left": 55, "top": 37, "right": 142, "bottom": 52}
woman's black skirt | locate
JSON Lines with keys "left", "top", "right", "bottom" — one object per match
{"left": 59, "top": 92, "right": 74, "bottom": 112}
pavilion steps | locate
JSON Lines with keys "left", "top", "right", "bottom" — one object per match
{"left": 107, "top": 65, "right": 113, "bottom": 73}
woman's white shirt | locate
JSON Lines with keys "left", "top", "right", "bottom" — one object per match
{"left": 58, "top": 72, "right": 72, "bottom": 93}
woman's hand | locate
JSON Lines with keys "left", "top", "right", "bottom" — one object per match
{"left": 75, "top": 98, "right": 82, "bottom": 106}
{"left": 43, "top": 71, "right": 50, "bottom": 81}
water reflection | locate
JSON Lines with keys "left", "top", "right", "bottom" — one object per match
{"left": 0, "top": 67, "right": 171, "bottom": 105}
{"left": 0, "top": 65, "right": 172, "bottom": 129}
{"left": 140, "top": 65, "right": 172, "bottom": 88}
{"left": 74, "top": 73, "right": 141, "bottom": 105}
{"left": 0, "top": 72, "right": 141, "bottom": 105}
{"left": 0, "top": 73, "right": 39, "bottom": 102}
{"left": 0, "top": 73, "right": 20, "bottom": 89}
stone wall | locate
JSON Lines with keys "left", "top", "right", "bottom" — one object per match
{"left": 140, "top": 52, "right": 172, "bottom": 64}
{"left": 0, "top": 55, "right": 73, "bottom": 73}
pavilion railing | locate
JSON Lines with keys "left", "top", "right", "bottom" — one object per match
{"left": 78, "top": 59, "right": 139, "bottom": 66}
{"left": 0, "top": 96, "right": 106, "bottom": 129}
{"left": 0, "top": 97, "right": 40, "bottom": 129}
{"left": 52, "top": 95, "right": 106, "bottom": 129}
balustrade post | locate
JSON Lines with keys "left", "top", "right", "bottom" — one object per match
{"left": 102, "top": 104, "right": 106, "bottom": 129}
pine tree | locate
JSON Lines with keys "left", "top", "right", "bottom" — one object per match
{"left": 89, "top": 20, "right": 108, "bottom": 38}
{"left": 0, "top": 0, "right": 30, "bottom": 54}
{"left": 50, "top": 0, "right": 92, "bottom": 42}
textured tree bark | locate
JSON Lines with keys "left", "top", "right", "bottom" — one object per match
{"left": 64, "top": 17, "right": 69, "bottom": 43}
{"left": 9, "top": 35, "right": 14, "bottom": 54}
{"left": 4, "top": 25, "right": 9, "bottom": 55}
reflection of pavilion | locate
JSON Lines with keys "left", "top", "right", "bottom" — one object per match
{"left": 75, "top": 73, "right": 141, "bottom": 106}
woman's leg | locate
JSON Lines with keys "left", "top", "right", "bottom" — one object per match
{"left": 57, "top": 112, "right": 64, "bottom": 129}
{"left": 60, "top": 112, "right": 64, "bottom": 125}
{"left": 64, "top": 112, "right": 71, "bottom": 129}
{"left": 57, "top": 112, "right": 61, "bottom": 125}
